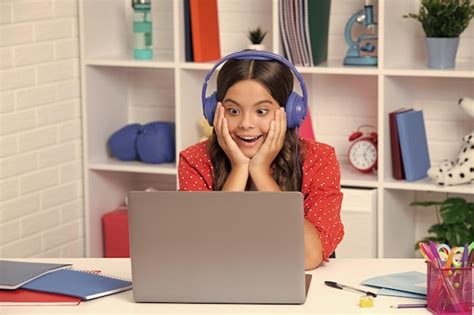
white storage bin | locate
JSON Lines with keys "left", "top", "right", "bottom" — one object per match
{"left": 337, "top": 188, "right": 377, "bottom": 258}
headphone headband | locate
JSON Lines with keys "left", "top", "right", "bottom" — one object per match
{"left": 201, "top": 51, "right": 308, "bottom": 109}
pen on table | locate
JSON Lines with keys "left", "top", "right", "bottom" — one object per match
{"left": 391, "top": 303, "right": 474, "bottom": 309}
{"left": 390, "top": 304, "right": 427, "bottom": 309}
{"left": 324, "top": 281, "right": 377, "bottom": 298}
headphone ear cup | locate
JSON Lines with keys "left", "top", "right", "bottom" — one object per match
{"left": 285, "top": 92, "right": 306, "bottom": 129}
{"left": 203, "top": 92, "right": 218, "bottom": 126}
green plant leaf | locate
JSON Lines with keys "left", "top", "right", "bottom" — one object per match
{"left": 428, "top": 223, "right": 447, "bottom": 239}
{"left": 404, "top": 0, "right": 474, "bottom": 37}
{"left": 445, "top": 225, "right": 470, "bottom": 246}
{"left": 439, "top": 197, "right": 468, "bottom": 224}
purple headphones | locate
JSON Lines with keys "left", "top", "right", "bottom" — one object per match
{"left": 201, "top": 51, "right": 308, "bottom": 129}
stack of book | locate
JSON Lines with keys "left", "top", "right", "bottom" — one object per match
{"left": 389, "top": 109, "right": 431, "bottom": 182}
{"left": 280, "top": 0, "right": 331, "bottom": 66}
{"left": 0, "top": 260, "right": 132, "bottom": 306}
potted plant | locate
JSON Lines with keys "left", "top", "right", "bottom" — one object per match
{"left": 404, "top": 0, "right": 474, "bottom": 69}
{"left": 247, "top": 27, "right": 267, "bottom": 51}
{"left": 411, "top": 197, "right": 474, "bottom": 250}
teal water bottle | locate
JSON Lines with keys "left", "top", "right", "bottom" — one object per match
{"left": 132, "top": 0, "right": 153, "bottom": 60}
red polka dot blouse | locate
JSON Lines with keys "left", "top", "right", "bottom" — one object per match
{"left": 178, "top": 138, "right": 344, "bottom": 260}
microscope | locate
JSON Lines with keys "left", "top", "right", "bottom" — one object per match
{"left": 343, "top": 3, "right": 378, "bottom": 66}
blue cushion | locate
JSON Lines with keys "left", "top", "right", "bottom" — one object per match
{"left": 136, "top": 122, "right": 176, "bottom": 164}
{"left": 107, "top": 123, "right": 142, "bottom": 161}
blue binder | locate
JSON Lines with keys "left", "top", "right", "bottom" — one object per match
{"left": 396, "top": 110, "right": 431, "bottom": 182}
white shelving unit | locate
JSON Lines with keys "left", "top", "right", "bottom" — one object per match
{"left": 79, "top": 0, "right": 474, "bottom": 257}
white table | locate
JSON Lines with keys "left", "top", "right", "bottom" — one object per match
{"left": 1, "top": 258, "right": 433, "bottom": 314}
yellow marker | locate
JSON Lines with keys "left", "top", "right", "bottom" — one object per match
{"left": 359, "top": 295, "right": 374, "bottom": 308}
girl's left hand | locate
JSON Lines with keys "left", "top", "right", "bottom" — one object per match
{"left": 249, "top": 107, "right": 287, "bottom": 174}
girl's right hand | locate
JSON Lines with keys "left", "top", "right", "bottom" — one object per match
{"left": 213, "top": 102, "right": 250, "bottom": 168}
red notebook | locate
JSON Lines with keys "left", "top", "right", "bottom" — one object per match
{"left": 189, "top": 0, "right": 221, "bottom": 62}
{"left": 389, "top": 108, "right": 413, "bottom": 180}
{"left": 0, "top": 289, "right": 81, "bottom": 306}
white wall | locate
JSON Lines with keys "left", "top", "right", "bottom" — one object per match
{"left": 0, "top": 0, "right": 84, "bottom": 258}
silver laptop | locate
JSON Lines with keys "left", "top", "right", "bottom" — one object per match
{"left": 127, "top": 191, "right": 306, "bottom": 304}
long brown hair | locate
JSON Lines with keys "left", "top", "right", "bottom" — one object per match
{"left": 208, "top": 58, "right": 302, "bottom": 191}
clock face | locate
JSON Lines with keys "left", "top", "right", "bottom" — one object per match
{"left": 348, "top": 139, "right": 377, "bottom": 172}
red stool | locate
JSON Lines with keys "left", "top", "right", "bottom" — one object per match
{"left": 102, "top": 208, "right": 130, "bottom": 258}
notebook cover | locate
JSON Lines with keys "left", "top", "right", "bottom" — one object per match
{"left": 389, "top": 108, "right": 413, "bottom": 180}
{"left": 184, "top": 0, "right": 193, "bottom": 62}
{"left": 308, "top": 0, "right": 331, "bottom": 65}
{"left": 396, "top": 110, "right": 431, "bottom": 182}
{"left": 189, "top": 0, "right": 220, "bottom": 62}
{"left": 22, "top": 269, "right": 132, "bottom": 301}
{"left": 0, "top": 289, "right": 81, "bottom": 306}
{"left": 0, "top": 260, "right": 71, "bottom": 290}
{"left": 361, "top": 271, "right": 427, "bottom": 296}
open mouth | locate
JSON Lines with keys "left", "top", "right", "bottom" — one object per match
{"left": 238, "top": 135, "right": 262, "bottom": 143}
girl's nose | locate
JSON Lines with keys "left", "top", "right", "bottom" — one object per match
{"left": 238, "top": 113, "right": 254, "bottom": 129}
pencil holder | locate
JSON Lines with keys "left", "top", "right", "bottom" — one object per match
{"left": 426, "top": 262, "right": 472, "bottom": 315}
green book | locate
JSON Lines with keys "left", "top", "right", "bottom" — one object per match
{"left": 308, "top": 0, "right": 331, "bottom": 65}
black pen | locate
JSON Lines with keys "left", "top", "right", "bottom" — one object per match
{"left": 324, "top": 281, "right": 377, "bottom": 298}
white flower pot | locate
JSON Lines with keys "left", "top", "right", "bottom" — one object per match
{"left": 248, "top": 44, "right": 266, "bottom": 51}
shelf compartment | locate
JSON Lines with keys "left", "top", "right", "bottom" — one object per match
{"left": 81, "top": 0, "right": 174, "bottom": 62}
{"left": 383, "top": 0, "right": 473, "bottom": 71}
{"left": 84, "top": 65, "right": 176, "bottom": 165}
{"left": 382, "top": 76, "right": 473, "bottom": 186}
{"left": 307, "top": 73, "right": 378, "bottom": 176}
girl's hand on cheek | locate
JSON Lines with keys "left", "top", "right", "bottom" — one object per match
{"left": 249, "top": 107, "right": 286, "bottom": 174}
{"left": 213, "top": 102, "right": 250, "bottom": 168}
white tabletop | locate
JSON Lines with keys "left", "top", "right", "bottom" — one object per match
{"left": 1, "top": 258, "right": 432, "bottom": 315}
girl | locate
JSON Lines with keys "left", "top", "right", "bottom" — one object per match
{"left": 178, "top": 53, "right": 344, "bottom": 270}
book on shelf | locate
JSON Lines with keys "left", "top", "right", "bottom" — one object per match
{"left": 184, "top": 0, "right": 193, "bottom": 62}
{"left": 189, "top": 0, "right": 221, "bottom": 62}
{"left": 21, "top": 269, "right": 132, "bottom": 301}
{"left": 389, "top": 108, "right": 413, "bottom": 180}
{"left": 396, "top": 110, "right": 431, "bottom": 182}
{"left": 0, "top": 289, "right": 81, "bottom": 306}
{"left": 0, "top": 260, "right": 71, "bottom": 290}
{"left": 308, "top": 0, "right": 331, "bottom": 65}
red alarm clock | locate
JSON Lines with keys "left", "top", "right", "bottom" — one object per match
{"left": 348, "top": 125, "right": 378, "bottom": 173}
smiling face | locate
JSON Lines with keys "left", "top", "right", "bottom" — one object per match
{"left": 222, "top": 79, "right": 281, "bottom": 158}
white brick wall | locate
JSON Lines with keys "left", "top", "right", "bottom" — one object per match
{"left": 0, "top": 0, "right": 84, "bottom": 258}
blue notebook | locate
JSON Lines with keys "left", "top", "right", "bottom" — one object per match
{"left": 22, "top": 269, "right": 132, "bottom": 301}
{"left": 396, "top": 110, "right": 431, "bottom": 181}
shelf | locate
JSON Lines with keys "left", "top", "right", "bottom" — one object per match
{"left": 297, "top": 60, "right": 379, "bottom": 76}
{"left": 383, "top": 61, "right": 474, "bottom": 78}
{"left": 384, "top": 177, "right": 474, "bottom": 194}
{"left": 179, "top": 59, "right": 380, "bottom": 76}
{"left": 85, "top": 56, "right": 176, "bottom": 69}
{"left": 88, "top": 158, "right": 177, "bottom": 175}
{"left": 340, "top": 162, "right": 378, "bottom": 188}
{"left": 180, "top": 62, "right": 214, "bottom": 70}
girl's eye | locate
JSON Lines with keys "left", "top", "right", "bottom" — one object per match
{"left": 256, "top": 109, "right": 269, "bottom": 116}
{"left": 227, "top": 108, "right": 239, "bottom": 115}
